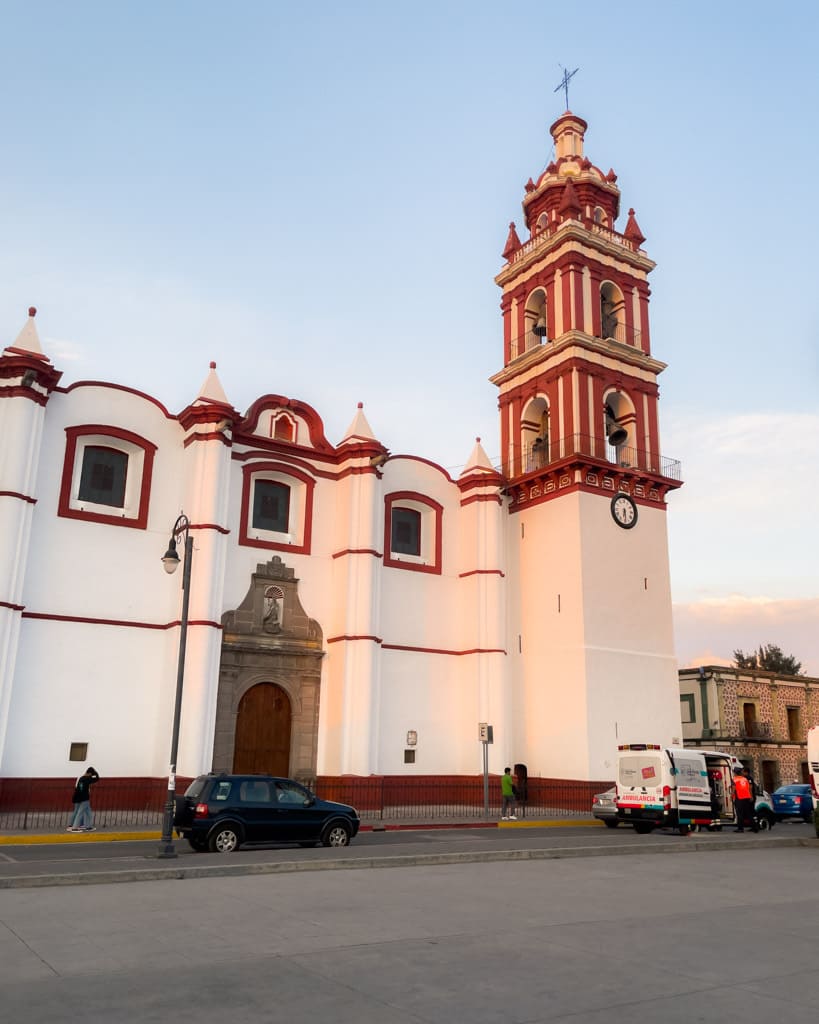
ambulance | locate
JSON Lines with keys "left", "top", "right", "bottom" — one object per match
{"left": 615, "top": 743, "right": 744, "bottom": 835}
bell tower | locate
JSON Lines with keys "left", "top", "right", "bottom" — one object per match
{"left": 493, "top": 111, "right": 683, "bottom": 780}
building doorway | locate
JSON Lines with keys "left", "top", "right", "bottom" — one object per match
{"left": 233, "top": 682, "right": 292, "bottom": 776}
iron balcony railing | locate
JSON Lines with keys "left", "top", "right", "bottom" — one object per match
{"left": 506, "top": 219, "right": 642, "bottom": 268}
{"left": 509, "top": 434, "right": 681, "bottom": 481}
{"left": 511, "top": 322, "right": 642, "bottom": 358}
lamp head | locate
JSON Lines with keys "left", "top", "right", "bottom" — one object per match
{"left": 162, "top": 538, "right": 180, "bottom": 574}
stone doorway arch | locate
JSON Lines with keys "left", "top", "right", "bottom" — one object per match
{"left": 212, "top": 557, "right": 324, "bottom": 785}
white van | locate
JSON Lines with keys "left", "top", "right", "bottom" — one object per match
{"left": 616, "top": 743, "right": 743, "bottom": 835}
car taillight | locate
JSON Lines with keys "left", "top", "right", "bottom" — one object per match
{"left": 194, "top": 803, "right": 209, "bottom": 819}
{"left": 662, "top": 785, "right": 671, "bottom": 807}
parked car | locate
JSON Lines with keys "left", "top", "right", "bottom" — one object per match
{"left": 174, "top": 774, "right": 360, "bottom": 853}
{"left": 592, "top": 787, "right": 623, "bottom": 828}
{"left": 772, "top": 783, "right": 813, "bottom": 823}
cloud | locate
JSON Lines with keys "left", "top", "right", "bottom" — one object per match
{"left": 674, "top": 595, "right": 819, "bottom": 676}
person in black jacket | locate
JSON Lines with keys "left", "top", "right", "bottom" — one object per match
{"left": 67, "top": 766, "right": 100, "bottom": 832}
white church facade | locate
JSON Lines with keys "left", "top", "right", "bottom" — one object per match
{"left": 0, "top": 112, "right": 683, "bottom": 797}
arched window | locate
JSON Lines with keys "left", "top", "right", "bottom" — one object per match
{"left": 603, "top": 390, "right": 637, "bottom": 466}
{"left": 600, "top": 281, "right": 626, "bottom": 342}
{"left": 273, "top": 415, "right": 294, "bottom": 442}
{"left": 524, "top": 287, "right": 548, "bottom": 349}
{"left": 521, "top": 396, "right": 550, "bottom": 472}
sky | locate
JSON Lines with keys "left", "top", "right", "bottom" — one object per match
{"left": 1, "top": 2, "right": 817, "bottom": 673}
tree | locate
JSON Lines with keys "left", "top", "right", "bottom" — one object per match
{"left": 733, "top": 644, "right": 803, "bottom": 676}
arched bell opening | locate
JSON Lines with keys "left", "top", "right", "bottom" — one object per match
{"left": 521, "top": 396, "right": 550, "bottom": 472}
{"left": 603, "top": 390, "right": 637, "bottom": 467}
{"left": 600, "top": 281, "right": 626, "bottom": 342}
{"left": 524, "top": 287, "right": 549, "bottom": 349}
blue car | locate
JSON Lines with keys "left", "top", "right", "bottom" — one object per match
{"left": 772, "top": 784, "right": 813, "bottom": 823}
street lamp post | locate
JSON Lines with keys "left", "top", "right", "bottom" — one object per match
{"left": 158, "top": 513, "right": 193, "bottom": 859}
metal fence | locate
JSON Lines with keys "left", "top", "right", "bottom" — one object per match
{"left": 0, "top": 775, "right": 608, "bottom": 830}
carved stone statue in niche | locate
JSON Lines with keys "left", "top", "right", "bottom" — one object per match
{"left": 262, "top": 585, "right": 283, "bottom": 634}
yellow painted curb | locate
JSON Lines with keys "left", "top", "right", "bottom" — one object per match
{"left": 498, "top": 819, "right": 603, "bottom": 828}
{"left": 0, "top": 831, "right": 161, "bottom": 845}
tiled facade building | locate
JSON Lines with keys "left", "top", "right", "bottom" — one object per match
{"left": 679, "top": 666, "right": 819, "bottom": 792}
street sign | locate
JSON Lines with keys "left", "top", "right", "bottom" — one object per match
{"left": 479, "top": 723, "right": 494, "bottom": 743}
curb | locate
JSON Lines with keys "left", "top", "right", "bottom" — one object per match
{"left": 0, "top": 819, "right": 602, "bottom": 846}
{"left": 0, "top": 835, "right": 814, "bottom": 891}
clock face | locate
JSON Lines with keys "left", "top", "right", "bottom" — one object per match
{"left": 611, "top": 494, "right": 637, "bottom": 529}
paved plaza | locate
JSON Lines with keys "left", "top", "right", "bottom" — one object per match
{"left": 0, "top": 844, "right": 816, "bottom": 1022}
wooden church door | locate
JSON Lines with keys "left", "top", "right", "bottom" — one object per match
{"left": 233, "top": 683, "right": 292, "bottom": 776}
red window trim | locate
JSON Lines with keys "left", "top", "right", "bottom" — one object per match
{"left": 383, "top": 491, "right": 443, "bottom": 575}
{"left": 239, "top": 461, "right": 315, "bottom": 555}
{"left": 58, "top": 425, "right": 157, "bottom": 530}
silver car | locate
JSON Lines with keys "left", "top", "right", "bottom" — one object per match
{"left": 592, "top": 787, "right": 623, "bottom": 828}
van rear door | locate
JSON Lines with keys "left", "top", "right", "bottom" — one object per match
{"left": 616, "top": 748, "right": 666, "bottom": 823}
{"left": 669, "top": 750, "right": 711, "bottom": 823}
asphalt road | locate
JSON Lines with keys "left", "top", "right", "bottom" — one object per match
{"left": 1, "top": 843, "right": 817, "bottom": 1023}
{"left": 0, "top": 820, "right": 814, "bottom": 884}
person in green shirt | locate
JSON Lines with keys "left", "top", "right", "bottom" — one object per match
{"left": 501, "top": 766, "right": 517, "bottom": 820}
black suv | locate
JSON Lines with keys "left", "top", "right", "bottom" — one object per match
{"left": 174, "top": 774, "right": 360, "bottom": 853}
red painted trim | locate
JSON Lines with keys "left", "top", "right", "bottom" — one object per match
{"left": 506, "top": 478, "right": 676, "bottom": 514}
{"left": 459, "top": 492, "right": 502, "bottom": 508}
{"left": 178, "top": 399, "right": 237, "bottom": 432}
{"left": 383, "top": 491, "right": 443, "bottom": 575}
{"left": 232, "top": 448, "right": 339, "bottom": 479}
{"left": 458, "top": 569, "right": 505, "bottom": 579}
{"left": 0, "top": 490, "right": 36, "bottom": 504}
{"left": 58, "top": 425, "right": 157, "bottom": 531}
{"left": 57, "top": 380, "right": 175, "bottom": 419}
{"left": 238, "top": 461, "right": 315, "bottom": 555}
{"left": 331, "top": 548, "right": 383, "bottom": 560}
{"left": 190, "top": 522, "right": 230, "bottom": 535}
{"left": 237, "top": 395, "right": 334, "bottom": 453}
{"left": 0, "top": 385, "right": 48, "bottom": 406}
{"left": 183, "top": 430, "right": 232, "bottom": 448}
{"left": 2, "top": 345, "right": 50, "bottom": 361}
{"left": 20, "top": 611, "right": 223, "bottom": 630}
{"left": 382, "top": 643, "right": 506, "bottom": 656}
{"left": 0, "top": 600, "right": 25, "bottom": 611}
{"left": 326, "top": 634, "right": 383, "bottom": 644}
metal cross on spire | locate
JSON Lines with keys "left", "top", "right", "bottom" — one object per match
{"left": 554, "top": 65, "right": 579, "bottom": 110}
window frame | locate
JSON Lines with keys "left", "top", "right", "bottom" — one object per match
{"left": 58, "top": 425, "right": 157, "bottom": 529}
{"left": 239, "top": 461, "right": 315, "bottom": 555}
{"left": 383, "top": 491, "right": 443, "bottom": 575}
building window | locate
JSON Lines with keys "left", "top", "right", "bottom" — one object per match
{"left": 239, "top": 461, "right": 314, "bottom": 555}
{"left": 680, "top": 694, "right": 695, "bottom": 724}
{"left": 383, "top": 492, "right": 443, "bottom": 575}
{"left": 404, "top": 749, "right": 416, "bottom": 764}
{"left": 78, "top": 446, "right": 128, "bottom": 507}
{"left": 59, "top": 425, "right": 157, "bottom": 530}
{"left": 786, "top": 706, "right": 801, "bottom": 741}
{"left": 742, "top": 701, "right": 758, "bottom": 737}
{"left": 391, "top": 507, "right": 421, "bottom": 556}
{"left": 253, "top": 480, "right": 290, "bottom": 534}
{"left": 69, "top": 742, "right": 88, "bottom": 761}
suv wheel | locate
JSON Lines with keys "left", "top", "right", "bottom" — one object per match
{"left": 757, "top": 811, "right": 775, "bottom": 831}
{"left": 321, "top": 821, "right": 351, "bottom": 847}
{"left": 209, "top": 825, "right": 241, "bottom": 853}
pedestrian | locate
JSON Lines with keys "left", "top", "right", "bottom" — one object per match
{"left": 731, "top": 766, "right": 758, "bottom": 833}
{"left": 67, "top": 766, "right": 100, "bottom": 832}
{"left": 501, "top": 766, "right": 517, "bottom": 821}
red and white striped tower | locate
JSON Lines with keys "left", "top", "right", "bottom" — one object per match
{"left": 493, "top": 112, "right": 684, "bottom": 779}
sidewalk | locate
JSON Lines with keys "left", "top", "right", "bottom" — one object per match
{"left": 0, "top": 816, "right": 603, "bottom": 845}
